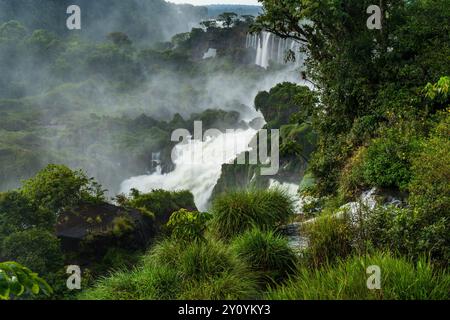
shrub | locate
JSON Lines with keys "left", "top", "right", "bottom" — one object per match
{"left": 0, "top": 228, "right": 64, "bottom": 276}
{"left": 365, "top": 206, "right": 418, "bottom": 256}
{"left": 210, "top": 189, "right": 294, "bottom": 241}
{"left": 338, "top": 146, "right": 367, "bottom": 200}
{"left": 304, "top": 213, "right": 354, "bottom": 266}
{"left": 166, "top": 209, "right": 212, "bottom": 242}
{"left": 361, "top": 126, "right": 419, "bottom": 190}
{"left": 231, "top": 228, "right": 298, "bottom": 286}
{"left": 266, "top": 252, "right": 450, "bottom": 300}
{"left": 0, "top": 190, "right": 55, "bottom": 241}
{"left": 365, "top": 205, "right": 449, "bottom": 267}
{"left": 112, "top": 216, "right": 135, "bottom": 237}
{"left": 409, "top": 115, "right": 450, "bottom": 218}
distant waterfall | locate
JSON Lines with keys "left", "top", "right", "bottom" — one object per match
{"left": 246, "top": 31, "right": 305, "bottom": 69}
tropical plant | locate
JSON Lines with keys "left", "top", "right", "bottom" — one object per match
{"left": 0, "top": 261, "right": 52, "bottom": 300}
{"left": 166, "top": 209, "right": 212, "bottom": 242}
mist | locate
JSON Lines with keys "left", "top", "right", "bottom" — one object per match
{"left": 0, "top": 0, "right": 302, "bottom": 196}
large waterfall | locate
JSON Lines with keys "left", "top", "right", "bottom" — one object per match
{"left": 246, "top": 31, "right": 304, "bottom": 69}
{"left": 120, "top": 128, "right": 258, "bottom": 211}
{"left": 119, "top": 53, "right": 306, "bottom": 212}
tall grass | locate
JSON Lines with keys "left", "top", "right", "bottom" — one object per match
{"left": 304, "top": 212, "right": 355, "bottom": 266}
{"left": 80, "top": 238, "right": 258, "bottom": 300}
{"left": 266, "top": 252, "right": 450, "bottom": 300}
{"left": 210, "top": 188, "right": 294, "bottom": 241}
{"left": 231, "top": 228, "right": 298, "bottom": 286}
{"left": 78, "top": 264, "right": 181, "bottom": 300}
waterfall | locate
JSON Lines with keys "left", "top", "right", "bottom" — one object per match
{"left": 248, "top": 31, "right": 305, "bottom": 69}
{"left": 119, "top": 59, "right": 305, "bottom": 212}
{"left": 256, "top": 32, "right": 272, "bottom": 69}
{"left": 121, "top": 128, "right": 258, "bottom": 211}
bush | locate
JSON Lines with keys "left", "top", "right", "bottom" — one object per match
{"left": 0, "top": 228, "right": 64, "bottom": 276}
{"left": 304, "top": 213, "right": 354, "bottom": 266}
{"left": 361, "top": 126, "right": 419, "bottom": 190}
{"left": 266, "top": 252, "right": 450, "bottom": 300}
{"left": 82, "top": 239, "right": 258, "bottom": 300}
{"left": 338, "top": 146, "right": 367, "bottom": 200}
{"left": 365, "top": 205, "right": 449, "bottom": 267}
{"left": 365, "top": 206, "right": 418, "bottom": 252}
{"left": 210, "top": 189, "right": 294, "bottom": 241}
{"left": 166, "top": 209, "right": 212, "bottom": 242}
{"left": 231, "top": 228, "right": 298, "bottom": 286}
{"left": 0, "top": 190, "right": 55, "bottom": 240}
{"left": 409, "top": 115, "right": 450, "bottom": 218}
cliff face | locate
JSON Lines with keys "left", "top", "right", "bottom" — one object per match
{"left": 211, "top": 82, "right": 319, "bottom": 203}
{"left": 211, "top": 123, "right": 317, "bottom": 201}
{"left": 176, "top": 24, "right": 256, "bottom": 64}
{"left": 56, "top": 202, "right": 154, "bottom": 264}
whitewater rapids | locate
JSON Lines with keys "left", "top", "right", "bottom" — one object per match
{"left": 120, "top": 128, "right": 258, "bottom": 211}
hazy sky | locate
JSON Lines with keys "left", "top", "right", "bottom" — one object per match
{"left": 168, "top": 0, "right": 260, "bottom": 5}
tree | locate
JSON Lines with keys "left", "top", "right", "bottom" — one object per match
{"left": 241, "top": 15, "right": 255, "bottom": 25}
{"left": 171, "top": 32, "right": 191, "bottom": 47}
{"left": 255, "top": 0, "right": 450, "bottom": 195}
{"left": 0, "top": 191, "right": 54, "bottom": 241}
{"left": 1, "top": 229, "right": 64, "bottom": 277}
{"left": 0, "top": 20, "right": 27, "bottom": 41}
{"left": 21, "top": 164, "right": 105, "bottom": 214}
{"left": 218, "top": 12, "right": 238, "bottom": 28}
{"left": 200, "top": 20, "right": 217, "bottom": 31}
{"left": 107, "top": 32, "right": 132, "bottom": 47}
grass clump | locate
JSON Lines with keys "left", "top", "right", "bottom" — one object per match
{"left": 210, "top": 188, "right": 294, "bottom": 241}
{"left": 80, "top": 238, "right": 258, "bottom": 300}
{"left": 304, "top": 213, "right": 355, "bottom": 267}
{"left": 266, "top": 252, "right": 450, "bottom": 300}
{"left": 231, "top": 228, "right": 297, "bottom": 286}
{"left": 79, "top": 264, "right": 181, "bottom": 300}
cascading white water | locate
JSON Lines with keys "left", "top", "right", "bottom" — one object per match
{"left": 247, "top": 31, "right": 304, "bottom": 69}
{"left": 120, "top": 128, "right": 258, "bottom": 211}
{"left": 120, "top": 41, "right": 307, "bottom": 212}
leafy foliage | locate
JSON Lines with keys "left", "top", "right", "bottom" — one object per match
{"left": 0, "top": 261, "right": 52, "bottom": 300}
{"left": 166, "top": 209, "right": 212, "bottom": 242}
{"left": 21, "top": 164, "right": 105, "bottom": 214}
{"left": 1, "top": 229, "right": 64, "bottom": 276}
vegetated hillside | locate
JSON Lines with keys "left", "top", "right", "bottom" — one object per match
{"left": 0, "top": 13, "right": 263, "bottom": 194}
{"left": 0, "top": 0, "right": 207, "bottom": 44}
